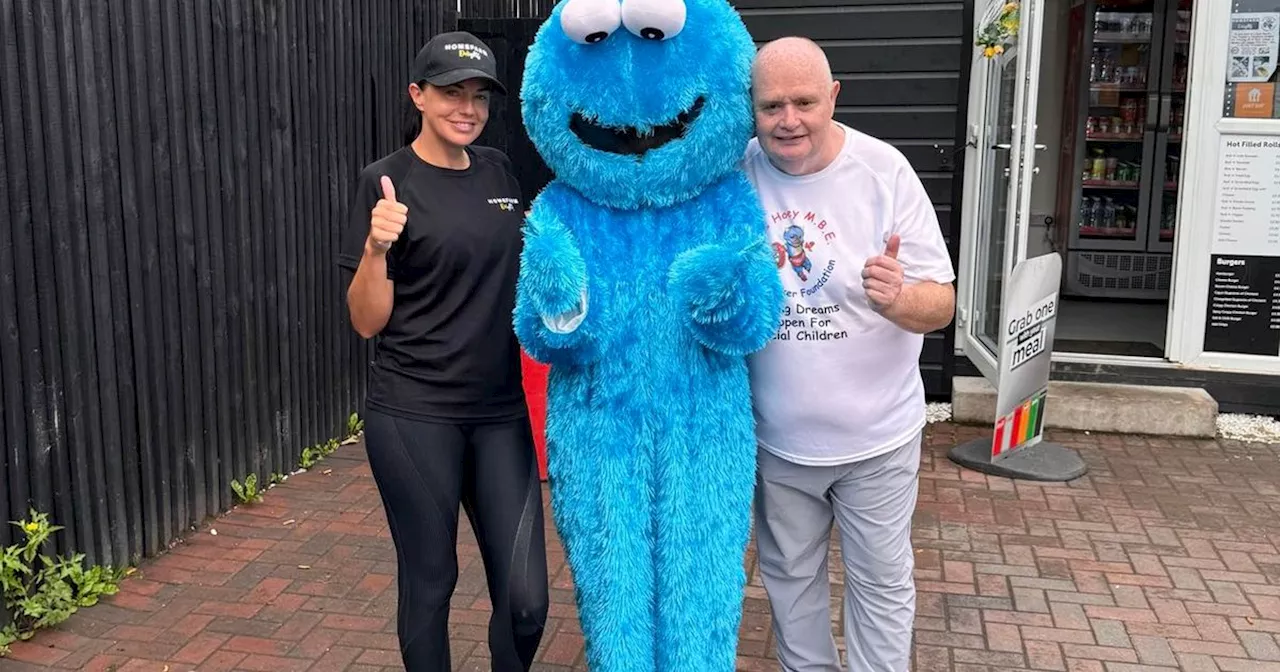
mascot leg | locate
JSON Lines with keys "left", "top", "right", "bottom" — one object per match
{"left": 548, "top": 403, "right": 658, "bottom": 672}
{"left": 653, "top": 411, "right": 757, "bottom": 671}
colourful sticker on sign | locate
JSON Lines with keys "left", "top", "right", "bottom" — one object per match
{"left": 992, "top": 388, "right": 1048, "bottom": 458}
{"left": 1236, "top": 82, "right": 1276, "bottom": 117}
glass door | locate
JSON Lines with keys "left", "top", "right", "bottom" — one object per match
{"left": 1058, "top": 0, "right": 1184, "bottom": 300}
{"left": 960, "top": 0, "right": 1049, "bottom": 381}
{"left": 1073, "top": 0, "right": 1160, "bottom": 253}
{"left": 1147, "top": 0, "right": 1192, "bottom": 253}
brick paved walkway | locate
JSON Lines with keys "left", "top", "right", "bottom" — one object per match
{"left": 5, "top": 422, "right": 1280, "bottom": 671}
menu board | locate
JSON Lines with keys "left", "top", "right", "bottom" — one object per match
{"left": 1212, "top": 136, "right": 1280, "bottom": 257}
{"left": 1224, "top": 2, "right": 1280, "bottom": 118}
{"left": 1205, "top": 135, "right": 1280, "bottom": 355}
{"left": 1203, "top": 255, "right": 1280, "bottom": 355}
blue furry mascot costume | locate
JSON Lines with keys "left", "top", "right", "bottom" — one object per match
{"left": 514, "top": 0, "right": 784, "bottom": 668}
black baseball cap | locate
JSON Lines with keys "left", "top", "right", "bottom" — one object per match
{"left": 410, "top": 31, "right": 506, "bottom": 95}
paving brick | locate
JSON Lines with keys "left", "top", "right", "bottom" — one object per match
{"left": 292, "top": 627, "right": 346, "bottom": 659}
{"left": 1026, "top": 639, "right": 1066, "bottom": 670}
{"left": 2, "top": 642, "right": 71, "bottom": 667}
{"left": 222, "top": 634, "right": 293, "bottom": 656}
{"left": 1196, "top": 613, "right": 1244, "bottom": 642}
{"left": 1052, "top": 601, "right": 1093, "bottom": 630}
{"left": 1241, "top": 632, "right": 1280, "bottom": 661}
{"left": 8, "top": 424, "right": 1280, "bottom": 671}
{"left": 985, "top": 622, "right": 1022, "bottom": 652}
{"left": 1093, "top": 619, "right": 1134, "bottom": 648}
{"left": 170, "top": 632, "right": 229, "bottom": 665}
{"left": 1177, "top": 652, "right": 1224, "bottom": 671}
{"left": 195, "top": 650, "right": 247, "bottom": 671}
{"left": 227, "top": 653, "right": 312, "bottom": 671}
{"left": 74, "top": 654, "right": 129, "bottom": 672}
{"left": 1132, "top": 634, "right": 1179, "bottom": 666}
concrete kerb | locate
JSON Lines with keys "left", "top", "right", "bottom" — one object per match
{"left": 950, "top": 376, "right": 1219, "bottom": 439}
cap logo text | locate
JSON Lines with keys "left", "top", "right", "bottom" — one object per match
{"left": 445, "top": 43, "right": 489, "bottom": 60}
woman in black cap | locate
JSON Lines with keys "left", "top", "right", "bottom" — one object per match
{"left": 337, "top": 31, "right": 548, "bottom": 671}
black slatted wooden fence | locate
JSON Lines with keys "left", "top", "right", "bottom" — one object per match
{"left": 460, "top": 0, "right": 558, "bottom": 19}
{"left": 0, "top": 0, "right": 450, "bottom": 568}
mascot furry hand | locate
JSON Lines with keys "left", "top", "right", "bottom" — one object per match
{"left": 514, "top": 0, "right": 783, "bottom": 668}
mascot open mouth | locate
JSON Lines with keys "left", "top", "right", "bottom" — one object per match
{"left": 570, "top": 97, "right": 705, "bottom": 156}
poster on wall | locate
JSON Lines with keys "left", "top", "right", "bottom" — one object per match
{"left": 1225, "top": 2, "right": 1280, "bottom": 118}
{"left": 992, "top": 253, "right": 1061, "bottom": 461}
{"left": 1227, "top": 13, "right": 1279, "bottom": 83}
{"left": 1204, "top": 135, "right": 1280, "bottom": 356}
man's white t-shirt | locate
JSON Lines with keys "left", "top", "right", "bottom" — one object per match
{"left": 743, "top": 122, "right": 956, "bottom": 466}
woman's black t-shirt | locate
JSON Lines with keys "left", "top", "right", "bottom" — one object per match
{"left": 337, "top": 145, "right": 527, "bottom": 423}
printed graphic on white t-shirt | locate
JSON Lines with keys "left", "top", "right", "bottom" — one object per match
{"left": 767, "top": 208, "right": 848, "bottom": 343}
{"left": 744, "top": 123, "right": 956, "bottom": 466}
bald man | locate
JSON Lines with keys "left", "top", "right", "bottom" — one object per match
{"left": 743, "top": 37, "right": 956, "bottom": 672}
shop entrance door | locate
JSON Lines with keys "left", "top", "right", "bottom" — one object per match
{"left": 958, "top": 0, "right": 1050, "bottom": 381}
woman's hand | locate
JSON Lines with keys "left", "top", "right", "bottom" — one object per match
{"left": 368, "top": 176, "right": 407, "bottom": 254}
{"left": 348, "top": 175, "right": 401, "bottom": 339}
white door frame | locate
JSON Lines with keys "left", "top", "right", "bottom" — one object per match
{"left": 1166, "top": 0, "right": 1280, "bottom": 375}
{"left": 957, "top": 0, "right": 1048, "bottom": 384}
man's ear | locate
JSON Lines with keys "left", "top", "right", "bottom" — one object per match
{"left": 829, "top": 80, "right": 840, "bottom": 105}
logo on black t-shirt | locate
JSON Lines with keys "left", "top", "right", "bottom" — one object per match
{"left": 488, "top": 197, "right": 520, "bottom": 212}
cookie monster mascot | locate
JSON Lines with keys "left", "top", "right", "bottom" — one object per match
{"left": 513, "top": 0, "right": 783, "bottom": 668}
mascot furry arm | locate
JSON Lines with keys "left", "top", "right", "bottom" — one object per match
{"left": 513, "top": 0, "right": 784, "bottom": 668}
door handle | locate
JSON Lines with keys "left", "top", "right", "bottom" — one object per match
{"left": 1158, "top": 93, "right": 1172, "bottom": 131}
{"left": 992, "top": 143, "right": 1012, "bottom": 150}
{"left": 1034, "top": 144, "right": 1047, "bottom": 150}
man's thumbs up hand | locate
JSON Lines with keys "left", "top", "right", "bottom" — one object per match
{"left": 863, "top": 234, "right": 904, "bottom": 312}
{"left": 883, "top": 233, "right": 900, "bottom": 260}
{"left": 368, "top": 176, "right": 408, "bottom": 254}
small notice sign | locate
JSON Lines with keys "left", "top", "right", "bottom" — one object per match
{"left": 992, "top": 253, "right": 1062, "bottom": 460}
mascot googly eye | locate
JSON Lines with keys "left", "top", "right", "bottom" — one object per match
{"left": 560, "top": 0, "right": 623, "bottom": 44}
{"left": 621, "top": 0, "right": 686, "bottom": 40}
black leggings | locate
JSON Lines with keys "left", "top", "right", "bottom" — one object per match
{"left": 363, "top": 408, "right": 549, "bottom": 671}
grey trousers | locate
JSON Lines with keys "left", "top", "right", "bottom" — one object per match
{"left": 753, "top": 433, "right": 922, "bottom": 672}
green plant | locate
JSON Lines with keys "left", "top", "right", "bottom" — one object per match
{"left": 230, "top": 474, "right": 263, "bottom": 505}
{"left": 300, "top": 446, "right": 321, "bottom": 469}
{"left": 268, "top": 473, "right": 286, "bottom": 486}
{"left": 295, "top": 413, "right": 362, "bottom": 473}
{"left": 1, "top": 510, "right": 127, "bottom": 655}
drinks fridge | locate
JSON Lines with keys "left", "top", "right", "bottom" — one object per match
{"left": 1054, "top": 0, "right": 1192, "bottom": 298}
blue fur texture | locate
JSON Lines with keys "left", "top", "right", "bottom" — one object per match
{"left": 521, "top": 0, "right": 757, "bottom": 211}
{"left": 515, "top": 0, "right": 784, "bottom": 669}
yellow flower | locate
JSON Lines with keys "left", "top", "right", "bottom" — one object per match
{"left": 984, "top": 46, "right": 997, "bottom": 58}
{"left": 24, "top": 521, "right": 39, "bottom": 533}
{"left": 1003, "top": 1, "right": 1018, "bottom": 11}
{"left": 994, "top": 45, "right": 1005, "bottom": 55}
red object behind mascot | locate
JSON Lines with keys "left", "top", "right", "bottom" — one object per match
{"left": 521, "top": 351, "right": 549, "bottom": 481}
